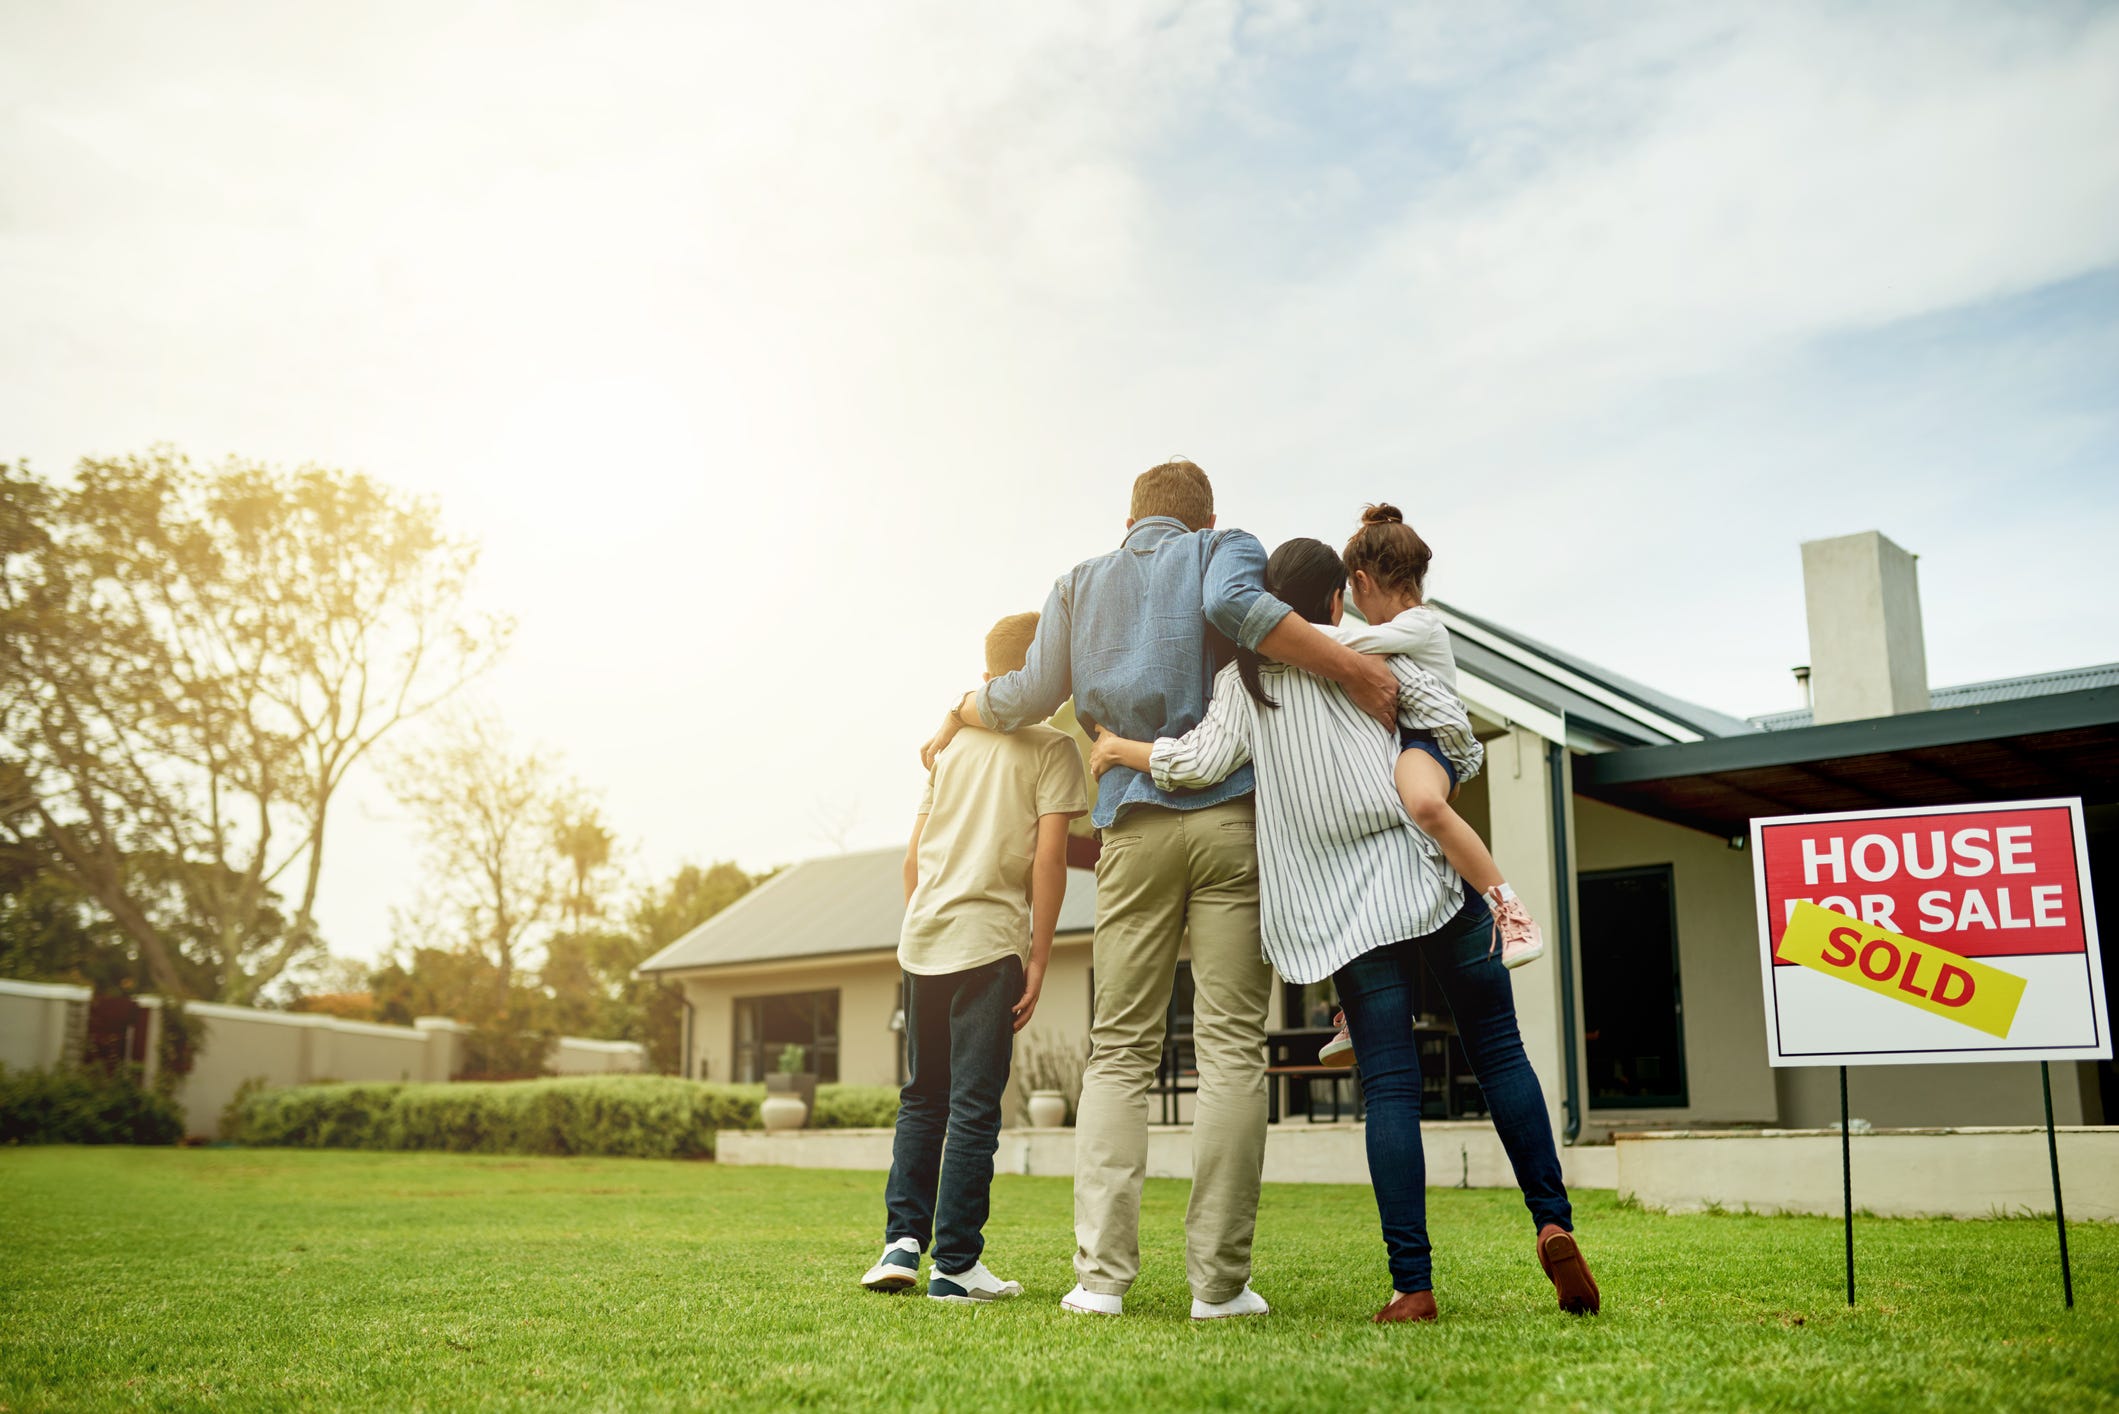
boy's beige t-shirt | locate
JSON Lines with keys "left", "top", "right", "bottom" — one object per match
{"left": 899, "top": 724, "right": 1089, "bottom": 976}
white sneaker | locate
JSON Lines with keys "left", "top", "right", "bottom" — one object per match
{"left": 861, "top": 1237, "right": 922, "bottom": 1292}
{"left": 1060, "top": 1283, "right": 1123, "bottom": 1315}
{"left": 927, "top": 1259, "right": 1023, "bottom": 1304}
{"left": 1191, "top": 1285, "right": 1270, "bottom": 1320}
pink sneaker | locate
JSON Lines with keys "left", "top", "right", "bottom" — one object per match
{"left": 1486, "top": 888, "right": 1544, "bottom": 969}
{"left": 1319, "top": 1012, "right": 1356, "bottom": 1068}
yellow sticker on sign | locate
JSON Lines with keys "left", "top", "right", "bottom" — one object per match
{"left": 1779, "top": 902, "right": 2026, "bottom": 1039}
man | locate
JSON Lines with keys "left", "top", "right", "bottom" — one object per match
{"left": 920, "top": 459, "right": 1395, "bottom": 1320}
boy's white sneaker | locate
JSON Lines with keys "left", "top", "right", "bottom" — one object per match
{"left": 1192, "top": 1285, "right": 1271, "bottom": 1320}
{"left": 928, "top": 1259, "right": 1022, "bottom": 1304}
{"left": 1485, "top": 886, "right": 1545, "bottom": 969}
{"left": 861, "top": 1237, "right": 922, "bottom": 1292}
{"left": 1060, "top": 1284, "right": 1123, "bottom": 1315}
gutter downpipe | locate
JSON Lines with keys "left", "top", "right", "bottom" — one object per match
{"left": 1547, "top": 736, "right": 1582, "bottom": 1145}
{"left": 680, "top": 992, "right": 696, "bottom": 1079}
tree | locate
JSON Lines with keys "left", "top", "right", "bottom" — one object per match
{"left": 387, "top": 709, "right": 568, "bottom": 1009}
{"left": 626, "top": 861, "right": 764, "bottom": 1071}
{"left": 539, "top": 861, "right": 763, "bottom": 1071}
{"left": 553, "top": 800, "right": 617, "bottom": 933}
{"left": 0, "top": 451, "right": 508, "bottom": 1002}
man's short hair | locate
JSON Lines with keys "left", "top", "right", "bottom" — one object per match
{"left": 1130, "top": 458, "right": 1214, "bottom": 531}
{"left": 985, "top": 611, "right": 1039, "bottom": 676}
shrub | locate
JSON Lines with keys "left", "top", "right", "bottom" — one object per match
{"left": 226, "top": 1076, "right": 764, "bottom": 1159}
{"left": 0, "top": 1065, "right": 184, "bottom": 1146}
{"left": 810, "top": 1085, "right": 899, "bottom": 1129}
{"left": 225, "top": 1076, "right": 903, "bottom": 1158}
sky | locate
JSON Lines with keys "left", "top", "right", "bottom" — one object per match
{"left": 4, "top": 1, "right": 2117, "bottom": 966}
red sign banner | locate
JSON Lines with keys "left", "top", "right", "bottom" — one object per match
{"left": 1759, "top": 803, "right": 2088, "bottom": 962}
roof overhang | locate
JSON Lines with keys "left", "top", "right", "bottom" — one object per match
{"left": 1572, "top": 685, "right": 2119, "bottom": 838}
{"left": 640, "top": 928, "right": 1097, "bottom": 980}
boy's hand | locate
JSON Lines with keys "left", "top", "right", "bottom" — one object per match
{"left": 1011, "top": 964, "right": 1044, "bottom": 1032}
{"left": 920, "top": 702, "right": 966, "bottom": 770}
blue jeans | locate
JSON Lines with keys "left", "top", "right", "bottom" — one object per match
{"left": 884, "top": 954, "right": 1020, "bottom": 1274}
{"left": 1333, "top": 891, "right": 1572, "bottom": 1294}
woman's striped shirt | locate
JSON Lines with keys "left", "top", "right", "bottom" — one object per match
{"left": 1148, "top": 655, "right": 1483, "bottom": 984}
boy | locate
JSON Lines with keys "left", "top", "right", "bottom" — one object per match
{"left": 860, "top": 610, "right": 1089, "bottom": 1302}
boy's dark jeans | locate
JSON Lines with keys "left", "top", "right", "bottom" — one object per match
{"left": 1334, "top": 892, "right": 1573, "bottom": 1294}
{"left": 885, "top": 953, "right": 1021, "bottom": 1275}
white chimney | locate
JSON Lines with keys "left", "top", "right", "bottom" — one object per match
{"left": 1800, "top": 531, "right": 1930, "bottom": 725}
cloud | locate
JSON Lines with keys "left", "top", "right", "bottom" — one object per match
{"left": 1, "top": 1, "right": 2113, "bottom": 957}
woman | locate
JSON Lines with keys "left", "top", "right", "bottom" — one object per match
{"left": 1090, "top": 536, "right": 1598, "bottom": 1324}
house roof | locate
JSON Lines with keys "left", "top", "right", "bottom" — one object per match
{"left": 1748, "top": 663, "right": 2119, "bottom": 731}
{"left": 637, "top": 847, "right": 1099, "bottom": 975}
{"left": 1574, "top": 684, "right": 2119, "bottom": 837}
{"left": 1429, "top": 602, "right": 1759, "bottom": 750}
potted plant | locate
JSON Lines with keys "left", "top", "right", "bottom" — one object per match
{"left": 1016, "top": 1034, "right": 1087, "bottom": 1129}
{"left": 761, "top": 1043, "right": 815, "bottom": 1131}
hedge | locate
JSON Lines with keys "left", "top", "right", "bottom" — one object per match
{"left": 0, "top": 1065, "right": 185, "bottom": 1146}
{"left": 224, "top": 1076, "right": 900, "bottom": 1159}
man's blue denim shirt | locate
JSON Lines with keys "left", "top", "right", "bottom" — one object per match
{"left": 975, "top": 516, "right": 1293, "bottom": 828}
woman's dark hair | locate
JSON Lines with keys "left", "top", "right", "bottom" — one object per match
{"left": 1342, "top": 502, "right": 1432, "bottom": 599}
{"left": 1236, "top": 537, "right": 1346, "bottom": 709}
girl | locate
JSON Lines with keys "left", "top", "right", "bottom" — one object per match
{"left": 1344, "top": 503, "right": 1543, "bottom": 969}
{"left": 1309, "top": 504, "right": 1542, "bottom": 1068}
{"left": 1089, "top": 537, "right": 1597, "bottom": 1325}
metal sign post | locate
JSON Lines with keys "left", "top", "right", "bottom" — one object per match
{"left": 2040, "top": 1061, "right": 2075, "bottom": 1310}
{"left": 1839, "top": 1065, "right": 1854, "bottom": 1306}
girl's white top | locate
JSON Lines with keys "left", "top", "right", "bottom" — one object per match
{"left": 1329, "top": 603, "right": 1457, "bottom": 692}
{"left": 1147, "top": 652, "right": 1483, "bottom": 984}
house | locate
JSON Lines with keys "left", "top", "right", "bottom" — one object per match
{"left": 642, "top": 530, "right": 2118, "bottom": 1142}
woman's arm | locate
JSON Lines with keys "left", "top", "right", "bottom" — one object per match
{"left": 1089, "top": 730, "right": 1154, "bottom": 779}
{"left": 1146, "top": 666, "right": 1254, "bottom": 790}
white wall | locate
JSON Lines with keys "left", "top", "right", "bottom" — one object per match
{"left": 170, "top": 1001, "right": 438, "bottom": 1137}
{"left": 1572, "top": 797, "right": 1781, "bottom": 1130}
{"left": 1619, "top": 1126, "right": 2118, "bottom": 1221}
{"left": 0, "top": 989, "right": 647, "bottom": 1138}
{"left": 1465, "top": 727, "right": 1578, "bottom": 1142}
{"left": 551, "top": 1036, "right": 652, "bottom": 1075}
{"left": 1773, "top": 1059, "right": 2091, "bottom": 1130}
{"left": 0, "top": 979, "right": 90, "bottom": 1072}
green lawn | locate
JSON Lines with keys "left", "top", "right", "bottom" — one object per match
{"left": 1, "top": 1149, "right": 2114, "bottom": 1412}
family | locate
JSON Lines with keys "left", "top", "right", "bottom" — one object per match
{"left": 862, "top": 459, "right": 1599, "bottom": 1325}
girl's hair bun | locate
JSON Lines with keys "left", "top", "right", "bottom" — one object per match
{"left": 1360, "top": 502, "right": 1404, "bottom": 527}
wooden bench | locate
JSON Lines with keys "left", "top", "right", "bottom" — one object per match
{"left": 1267, "top": 1065, "right": 1363, "bottom": 1123}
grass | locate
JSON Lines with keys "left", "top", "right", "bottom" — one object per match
{"left": 1, "top": 1149, "right": 2114, "bottom": 1412}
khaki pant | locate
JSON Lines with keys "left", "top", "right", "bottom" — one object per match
{"left": 1074, "top": 796, "right": 1271, "bottom": 1303}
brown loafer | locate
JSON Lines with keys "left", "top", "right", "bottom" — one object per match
{"left": 1537, "top": 1224, "right": 1600, "bottom": 1314}
{"left": 1373, "top": 1290, "right": 1438, "bottom": 1324}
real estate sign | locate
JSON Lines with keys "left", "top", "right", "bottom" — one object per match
{"left": 1752, "top": 798, "right": 2110, "bottom": 1067}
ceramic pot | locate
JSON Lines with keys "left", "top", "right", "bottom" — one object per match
{"left": 760, "top": 1093, "right": 808, "bottom": 1132}
{"left": 1027, "top": 1090, "right": 1069, "bottom": 1129}
{"left": 766, "top": 1070, "right": 818, "bottom": 1114}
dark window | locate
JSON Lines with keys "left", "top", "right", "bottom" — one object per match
{"left": 1579, "top": 865, "right": 1688, "bottom": 1109}
{"left": 733, "top": 990, "right": 840, "bottom": 1082}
